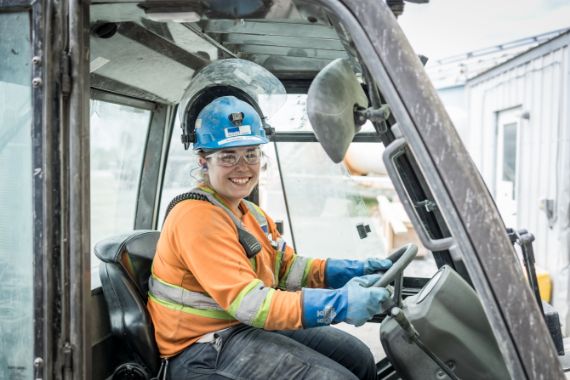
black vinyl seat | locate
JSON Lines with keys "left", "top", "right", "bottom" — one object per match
{"left": 94, "top": 230, "right": 161, "bottom": 377}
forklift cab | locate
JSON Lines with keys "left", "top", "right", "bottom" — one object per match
{"left": 0, "top": 0, "right": 566, "bottom": 379}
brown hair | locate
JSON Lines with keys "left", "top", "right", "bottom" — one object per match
{"left": 196, "top": 150, "right": 210, "bottom": 185}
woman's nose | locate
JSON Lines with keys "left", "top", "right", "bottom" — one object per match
{"left": 236, "top": 156, "right": 248, "bottom": 169}
{"left": 235, "top": 156, "right": 249, "bottom": 168}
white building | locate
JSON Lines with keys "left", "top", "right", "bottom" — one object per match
{"left": 427, "top": 28, "right": 568, "bottom": 141}
{"left": 461, "top": 30, "right": 570, "bottom": 331}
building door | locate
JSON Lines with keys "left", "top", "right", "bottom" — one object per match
{"left": 495, "top": 108, "right": 520, "bottom": 227}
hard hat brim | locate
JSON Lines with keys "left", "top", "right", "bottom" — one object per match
{"left": 195, "top": 135, "right": 269, "bottom": 150}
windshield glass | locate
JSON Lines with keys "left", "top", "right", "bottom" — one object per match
{"left": 268, "top": 94, "right": 375, "bottom": 133}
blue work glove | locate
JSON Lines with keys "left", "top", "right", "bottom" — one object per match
{"left": 325, "top": 258, "right": 392, "bottom": 289}
{"left": 302, "top": 274, "right": 391, "bottom": 327}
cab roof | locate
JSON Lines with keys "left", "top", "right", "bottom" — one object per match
{"left": 89, "top": 1, "right": 350, "bottom": 103}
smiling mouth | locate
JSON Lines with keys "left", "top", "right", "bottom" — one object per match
{"left": 229, "top": 177, "right": 251, "bottom": 185}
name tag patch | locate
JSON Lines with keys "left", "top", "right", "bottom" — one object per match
{"left": 225, "top": 125, "right": 251, "bottom": 138}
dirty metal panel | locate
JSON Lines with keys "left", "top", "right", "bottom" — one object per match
{"left": 220, "top": 33, "right": 344, "bottom": 50}
{"left": 90, "top": 33, "right": 195, "bottom": 103}
{"left": 169, "top": 22, "right": 220, "bottom": 59}
{"left": 237, "top": 44, "right": 346, "bottom": 60}
{"left": 90, "top": 3, "right": 146, "bottom": 23}
{"left": 247, "top": 55, "right": 331, "bottom": 78}
{"left": 202, "top": 19, "right": 339, "bottom": 39}
{"left": 116, "top": 22, "right": 209, "bottom": 69}
{"left": 90, "top": 73, "right": 170, "bottom": 104}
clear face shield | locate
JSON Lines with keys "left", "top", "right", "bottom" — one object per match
{"left": 179, "top": 59, "right": 287, "bottom": 149}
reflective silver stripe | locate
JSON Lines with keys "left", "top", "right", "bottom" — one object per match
{"left": 274, "top": 238, "right": 286, "bottom": 283}
{"left": 195, "top": 188, "right": 268, "bottom": 234}
{"left": 244, "top": 201, "right": 268, "bottom": 230}
{"left": 285, "top": 256, "right": 310, "bottom": 291}
{"left": 277, "top": 238, "right": 286, "bottom": 252}
{"left": 149, "top": 276, "right": 224, "bottom": 311}
{"left": 192, "top": 188, "right": 244, "bottom": 228}
{"left": 234, "top": 282, "right": 272, "bottom": 325}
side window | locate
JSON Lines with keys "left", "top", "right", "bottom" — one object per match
{"left": 0, "top": 11, "right": 33, "bottom": 378}
{"left": 158, "top": 116, "right": 200, "bottom": 225}
{"left": 90, "top": 99, "right": 151, "bottom": 286}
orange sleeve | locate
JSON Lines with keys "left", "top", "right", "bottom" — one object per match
{"left": 170, "top": 202, "right": 304, "bottom": 330}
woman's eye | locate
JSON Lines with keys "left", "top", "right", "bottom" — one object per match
{"left": 247, "top": 150, "right": 261, "bottom": 159}
{"left": 220, "top": 154, "right": 236, "bottom": 163}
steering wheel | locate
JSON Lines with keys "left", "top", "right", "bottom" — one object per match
{"left": 374, "top": 243, "right": 418, "bottom": 288}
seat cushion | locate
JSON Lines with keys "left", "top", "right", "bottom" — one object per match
{"left": 94, "top": 230, "right": 159, "bottom": 297}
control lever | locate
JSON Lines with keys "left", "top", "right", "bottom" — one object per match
{"left": 517, "top": 230, "right": 545, "bottom": 315}
{"left": 506, "top": 228, "right": 544, "bottom": 315}
{"left": 372, "top": 244, "right": 459, "bottom": 377}
{"left": 390, "top": 307, "right": 460, "bottom": 380}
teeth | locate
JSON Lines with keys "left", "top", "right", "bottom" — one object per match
{"left": 230, "top": 178, "right": 250, "bottom": 185}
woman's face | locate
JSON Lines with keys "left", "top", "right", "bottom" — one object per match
{"left": 199, "top": 146, "right": 261, "bottom": 207}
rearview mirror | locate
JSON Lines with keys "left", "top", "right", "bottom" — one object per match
{"left": 307, "top": 58, "right": 368, "bottom": 163}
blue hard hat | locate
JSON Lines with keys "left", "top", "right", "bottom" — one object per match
{"left": 193, "top": 96, "right": 269, "bottom": 150}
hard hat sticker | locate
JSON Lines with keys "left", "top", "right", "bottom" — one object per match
{"left": 218, "top": 135, "right": 264, "bottom": 145}
{"left": 195, "top": 119, "right": 202, "bottom": 129}
{"left": 224, "top": 125, "right": 252, "bottom": 138}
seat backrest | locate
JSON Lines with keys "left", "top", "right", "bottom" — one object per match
{"left": 94, "top": 230, "right": 161, "bottom": 375}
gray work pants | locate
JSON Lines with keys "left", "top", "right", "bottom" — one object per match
{"left": 167, "top": 324, "right": 377, "bottom": 379}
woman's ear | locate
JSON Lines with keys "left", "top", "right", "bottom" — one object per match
{"left": 198, "top": 157, "right": 207, "bottom": 169}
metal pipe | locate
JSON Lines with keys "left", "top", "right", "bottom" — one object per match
{"left": 272, "top": 140, "right": 297, "bottom": 251}
{"left": 67, "top": 0, "right": 91, "bottom": 377}
{"left": 182, "top": 22, "right": 238, "bottom": 59}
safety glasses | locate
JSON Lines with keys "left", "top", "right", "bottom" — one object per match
{"left": 206, "top": 148, "right": 262, "bottom": 167}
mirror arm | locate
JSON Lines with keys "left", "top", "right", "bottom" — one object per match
{"left": 263, "top": 121, "right": 275, "bottom": 139}
{"left": 354, "top": 104, "right": 391, "bottom": 125}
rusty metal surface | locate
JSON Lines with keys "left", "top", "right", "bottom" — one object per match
{"left": 30, "top": 0, "right": 62, "bottom": 377}
{"left": 90, "top": 73, "right": 171, "bottom": 104}
{"left": 67, "top": 0, "right": 91, "bottom": 378}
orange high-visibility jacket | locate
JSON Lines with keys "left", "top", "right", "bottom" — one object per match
{"left": 147, "top": 192, "right": 326, "bottom": 357}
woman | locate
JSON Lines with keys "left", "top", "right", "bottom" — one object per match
{"left": 148, "top": 95, "right": 392, "bottom": 379}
